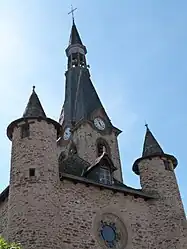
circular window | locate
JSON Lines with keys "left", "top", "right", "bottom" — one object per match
{"left": 95, "top": 213, "right": 128, "bottom": 249}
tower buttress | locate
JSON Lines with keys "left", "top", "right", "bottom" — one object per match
{"left": 7, "top": 87, "right": 61, "bottom": 249}
{"left": 133, "top": 126, "right": 187, "bottom": 248}
{"left": 58, "top": 20, "right": 123, "bottom": 182}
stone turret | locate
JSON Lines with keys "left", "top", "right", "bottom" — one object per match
{"left": 6, "top": 87, "right": 61, "bottom": 249}
{"left": 133, "top": 125, "right": 187, "bottom": 248}
{"left": 133, "top": 125, "right": 179, "bottom": 194}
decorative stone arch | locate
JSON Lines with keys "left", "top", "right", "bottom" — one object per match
{"left": 96, "top": 138, "right": 111, "bottom": 157}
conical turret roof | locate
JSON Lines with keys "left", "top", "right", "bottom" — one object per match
{"left": 142, "top": 125, "right": 164, "bottom": 157}
{"left": 132, "top": 125, "right": 178, "bottom": 175}
{"left": 23, "top": 86, "right": 46, "bottom": 118}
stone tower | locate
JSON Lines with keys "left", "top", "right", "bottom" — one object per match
{"left": 58, "top": 20, "right": 123, "bottom": 182}
{"left": 133, "top": 126, "right": 187, "bottom": 248}
{"left": 6, "top": 87, "right": 61, "bottom": 248}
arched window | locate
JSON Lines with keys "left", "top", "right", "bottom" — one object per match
{"left": 96, "top": 138, "right": 110, "bottom": 157}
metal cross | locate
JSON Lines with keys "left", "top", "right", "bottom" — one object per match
{"left": 68, "top": 5, "right": 77, "bottom": 21}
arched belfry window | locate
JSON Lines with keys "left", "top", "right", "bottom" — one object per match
{"left": 96, "top": 138, "right": 110, "bottom": 157}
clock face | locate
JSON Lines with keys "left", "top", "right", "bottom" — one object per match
{"left": 94, "top": 117, "right": 106, "bottom": 130}
{"left": 63, "top": 127, "right": 71, "bottom": 140}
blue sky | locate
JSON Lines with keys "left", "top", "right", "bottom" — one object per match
{"left": 0, "top": 0, "right": 186, "bottom": 212}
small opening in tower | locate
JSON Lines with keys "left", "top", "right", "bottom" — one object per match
{"left": 80, "top": 54, "right": 85, "bottom": 67}
{"left": 72, "top": 53, "right": 78, "bottom": 66}
{"left": 29, "top": 168, "right": 35, "bottom": 177}
{"left": 164, "top": 160, "right": 173, "bottom": 171}
{"left": 21, "top": 123, "right": 30, "bottom": 138}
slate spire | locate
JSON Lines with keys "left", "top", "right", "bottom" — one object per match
{"left": 23, "top": 86, "right": 46, "bottom": 118}
{"left": 58, "top": 19, "right": 123, "bottom": 136}
{"left": 60, "top": 20, "right": 112, "bottom": 129}
{"left": 142, "top": 125, "right": 164, "bottom": 157}
{"left": 69, "top": 20, "right": 83, "bottom": 45}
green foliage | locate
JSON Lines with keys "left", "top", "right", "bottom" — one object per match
{"left": 0, "top": 236, "right": 21, "bottom": 249}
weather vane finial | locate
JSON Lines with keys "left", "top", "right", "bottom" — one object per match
{"left": 68, "top": 5, "right": 77, "bottom": 22}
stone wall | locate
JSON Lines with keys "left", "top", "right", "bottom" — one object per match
{"left": 72, "top": 122, "right": 123, "bottom": 182}
{"left": 57, "top": 179, "right": 154, "bottom": 249}
{"left": 138, "top": 157, "right": 187, "bottom": 249}
{"left": 1, "top": 181, "right": 155, "bottom": 249}
{"left": 0, "top": 198, "right": 8, "bottom": 238}
{"left": 1, "top": 175, "right": 187, "bottom": 249}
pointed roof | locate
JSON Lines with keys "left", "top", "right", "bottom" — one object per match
{"left": 142, "top": 125, "right": 164, "bottom": 157}
{"left": 69, "top": 20, "right": 83, "bottom": 45}
{"left": 7, "top": 87, "right": 61, "bottom": 141}
{"left": 62, "top": 67, "right": 111, "bottom": 127}
{"left": 23, "top": 86, "right": 46, "bottom": 118}
{"left": 61, "top": 19, "right": 120, "bottom": 134}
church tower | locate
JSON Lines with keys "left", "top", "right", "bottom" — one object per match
{"left": 58, "top": 20, "right": 123, "bottom": 182}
